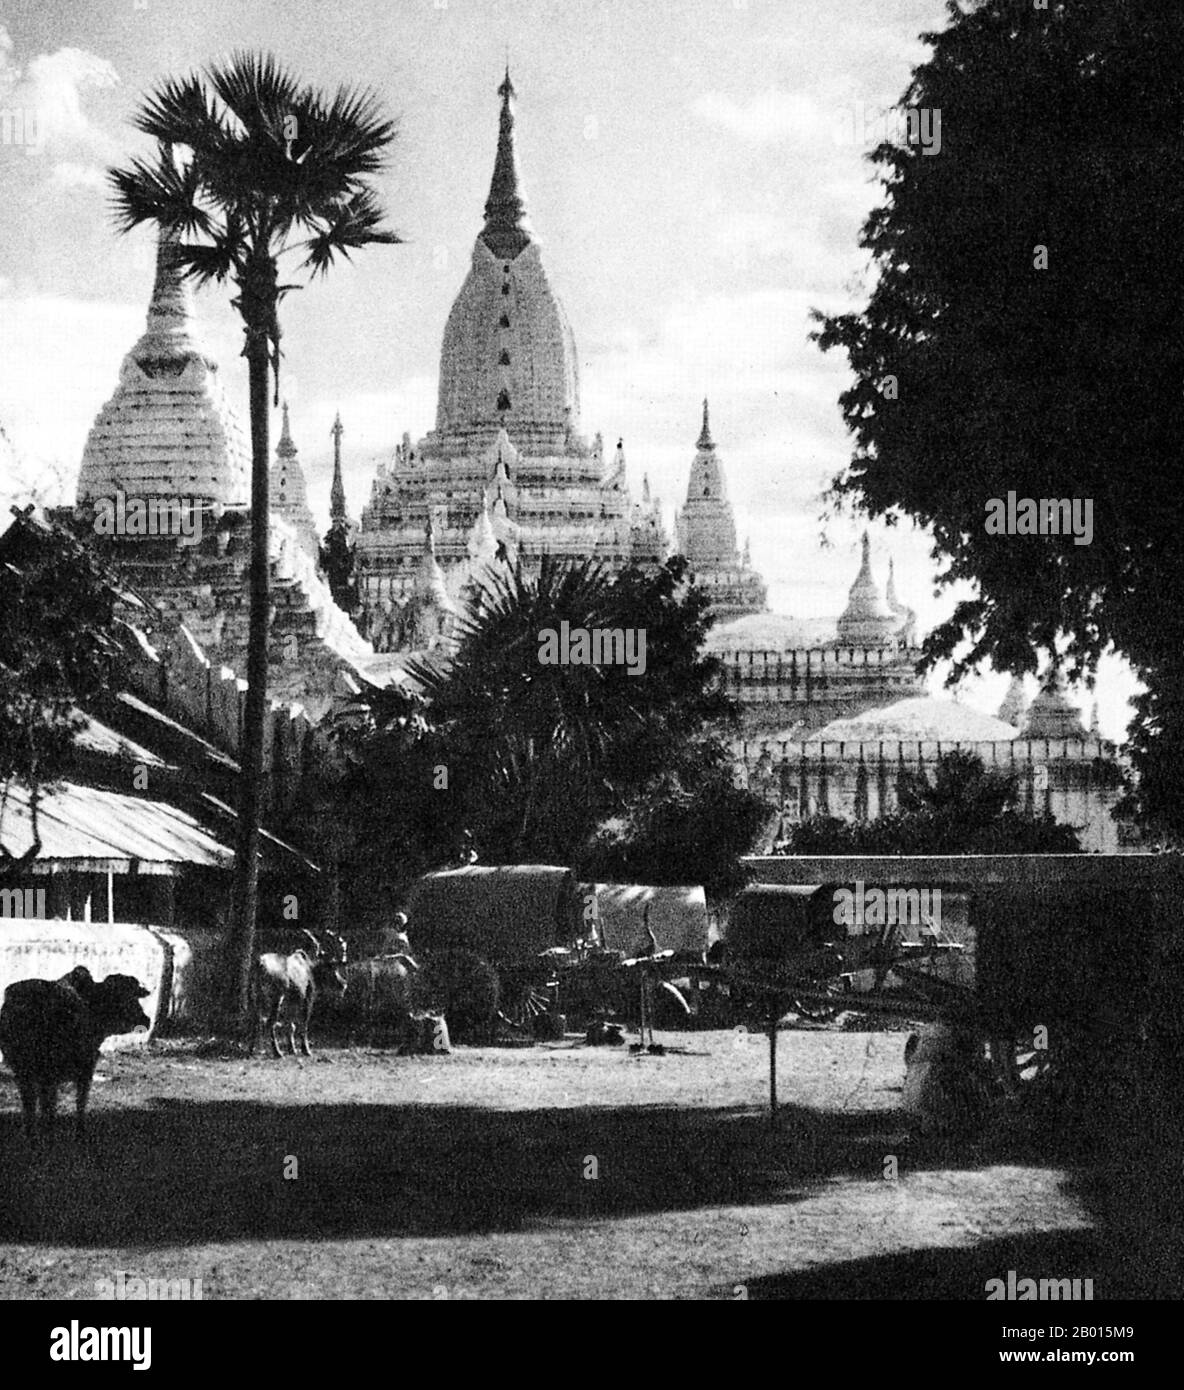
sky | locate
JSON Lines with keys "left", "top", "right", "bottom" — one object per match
{"left": 0, "top": 0, "right": 1138, "bottom": 736}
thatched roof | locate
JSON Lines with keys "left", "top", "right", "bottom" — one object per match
{"left": 405, "top": 865, "right": 579, "bottom": 961}
{"left": 580, "top": 883, "right": 710, "bottom": 957}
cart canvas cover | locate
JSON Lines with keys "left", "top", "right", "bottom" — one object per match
{"left": 406, "top": 865, "right": 580, "bottom": 960}
{"left": 580, "top": 883, "right": 710, "bottom": 956}
{"left": 726, "top": 884, "right": 833, "bottom": 960}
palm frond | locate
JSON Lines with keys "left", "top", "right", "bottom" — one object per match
{"left": 109, "top": 51, "right": 399, "bottom": 318}
{"left": 173, "top": 238, "right": 241, "bottom": 286}
{"left": 133, "top": 73, "right": 228, "bottom": 153}
{"left": 301, "top": 187, "right": 401, "bottom": 276}
{"left": 205, "top": 51, "right": 300, "bottom": 144}
{"left": 304, "top": 82, "right": 398, "bottom": 178}
{"left": 108, "top": 145, "right": 213, "bottom": 238}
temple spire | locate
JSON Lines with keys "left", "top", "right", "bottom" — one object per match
{"left": 133, "top": 223, "right": 217, "bottom": 373}
{"left": 482, "top": 68, "right": 532, "bottom": 260}
{"left": 77, "top": 215, "right": 248, "bottom": 510}
{"left": 146, "top": 225, "right": 195, "bottom": 335}
{"left": 836, "top": 532, "right": 897, "bottom": 645}
{"left": 330, "top": 412, "right": 347, "bottom": 523}
{"left": 884, "top": 555, "right": 917, "bottom": 645}
{"left": 697, "top": 398, "right": 714, "bottom": 450}
{"left": 277, "top": 401, "right": 296, "bottom": 459}
{"left": 270, "top": 402, "right": 319, "bottom": 559}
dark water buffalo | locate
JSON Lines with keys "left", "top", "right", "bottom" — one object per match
{"left": 0, "top": 966, "right": 151, "bottom": 1141}
{"left": 251, "top": 929, "right": 348, "bottom": 1058}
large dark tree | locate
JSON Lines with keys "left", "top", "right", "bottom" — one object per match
{"left": 109, "top": 53, "right": 399, "bottom": 1033}
{"left": 813, "top": 0, "right": 1184, "bottom": 833}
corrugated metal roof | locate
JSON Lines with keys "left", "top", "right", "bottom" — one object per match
{"left": 74, "top": 711, "right": 170, "bottom": 768}
{"left": 0, "top": 781, "right": 233, "bottom": 875}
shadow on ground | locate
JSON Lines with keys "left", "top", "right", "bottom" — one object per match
{"left": 1, "top": 1095, "right": 908, "bottom": 1247}
{"left": 2, "top": 1067, "right": 1179, "bottom": 1299}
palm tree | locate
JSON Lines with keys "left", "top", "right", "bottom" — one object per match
{"left": 401, "top": 555, "right": 725, "bottom": 863}
{"left": 108, "top": 53, "right": 400, "bottom": 1035}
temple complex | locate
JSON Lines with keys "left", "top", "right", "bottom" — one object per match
{"left": 706, "top": 530, "right": 926, "bottom": 736}
{"left": 43, "top": 69, "right": 1126, "bottom": 848}
{"left": 65, "top": 230, "right": 373, "bottom": 717}
{"left": 354, "top": 70, "right": 667, "bottom": 649}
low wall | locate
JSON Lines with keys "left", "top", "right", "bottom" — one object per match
{"left": 0, "top": 921, "right": 186, "bottom": 1054}
{"left": 0, "top": 921, "right": 240, "bottom": 1051}
{"left": 743, "top": 853, "right": 1183, "bottom": 889}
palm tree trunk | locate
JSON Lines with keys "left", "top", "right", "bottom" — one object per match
{"left": 768, "top": 1018, "right": 778, "bottom": 1129}
{"left": 225, "top": 318, "right": 273, "bottom": 1037}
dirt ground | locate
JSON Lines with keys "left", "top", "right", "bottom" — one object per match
{"left": 0, "top": 1028, "right": 1162, "bottom": 1300}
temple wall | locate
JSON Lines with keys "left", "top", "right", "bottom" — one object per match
{"left": 732, "top": 737, "right": 1126, "bottom": 853}
{"left": 718, "top": 645, "right": 927, "bottom": 732}
{"left": 120, "top": 607, "right": 335, "bottom": 816}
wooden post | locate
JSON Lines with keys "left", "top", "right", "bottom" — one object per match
{"left": 768, "top": 1017, "right": 778, "bottom": 1128}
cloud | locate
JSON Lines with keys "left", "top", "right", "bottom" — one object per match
{"left": 0, "top": 25, "right": 118, "bottom": 168}
{"left": 0, "top": 285, "right": 142, "bottom": 487}
{"left": 691, "top": 88, "right": 831, "bottom": 145}
{"left": 25, "top": 46, "right": 119, "bottom": 152}
{"left": 52, "top": 160, "right": 108, "bottom": 189}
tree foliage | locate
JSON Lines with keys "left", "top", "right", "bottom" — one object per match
{"left": 578, "top": 754, "right": 771, "bottom": 899}
{"left": 334, "top": 556, "right": 768, "bottom": 901}
{"left": 0, "top": 515, "right": 123, "bottom": 875}
{"left": 812, "top": 0, "right": 1184, "bottom": 831}
{"left": 776, "top": 751, "right": 1083, "bottom": 854}
{"left": 320, "top": 520, "right": 359, "bottom": 616}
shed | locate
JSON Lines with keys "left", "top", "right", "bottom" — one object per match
{"left": 1, "top": 780, "right": 232, "bottom": 878}
{"left": 579, "top": 882, "right": 710, "bottom": 957}
{"left": 405, "top": 865, "right": 580, "bottom": 961}
{"left": 0, "top": 779, "right": 316, "bottom": 932}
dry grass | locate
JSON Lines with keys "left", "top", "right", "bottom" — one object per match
{"left": 0, "top": 1030, "right": 1147, "bottom": 1300}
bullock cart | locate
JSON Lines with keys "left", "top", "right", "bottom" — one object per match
{"left": 404, "top": 865, "right": 579, "bottom": 1037}
{"left": 403, "top": 870, "right": 716, "bottom": 1038}
{"left": 729, "top": 858, "right": 1184, "bottom": 1129}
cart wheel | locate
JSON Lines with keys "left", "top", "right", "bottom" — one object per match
{"left": 498, "top": 976, "right": 555, "bottom": 1032}
{"left": 792, "top": 996, "right": 844, "bottom": 1023}
{"left": 988, "top": 1030, "right": 1053, "bottom": 1094}
{"left": 791, "top": 981, "right": 847, "bottom": 1023}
